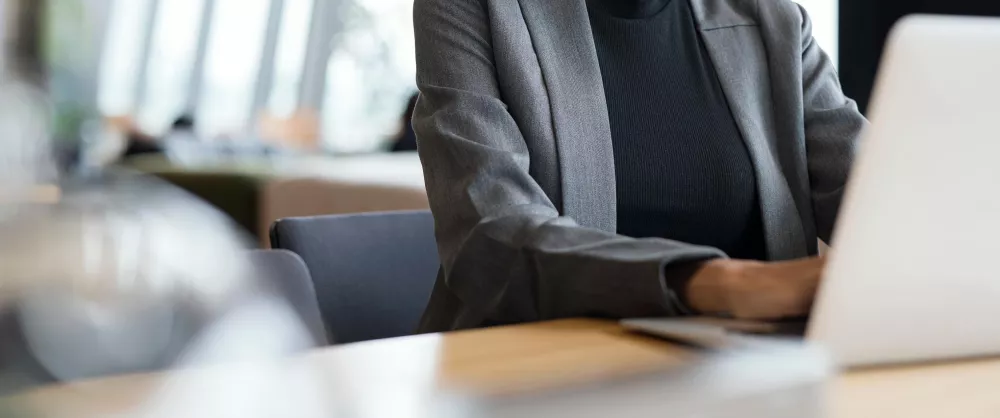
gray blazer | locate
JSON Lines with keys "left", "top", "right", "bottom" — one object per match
{"left": 413, "top": 0, "right": 866, "bottom": 332}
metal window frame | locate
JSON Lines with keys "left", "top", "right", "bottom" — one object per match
{"left": 298, "top": 0, "right": 343, "bottom": 111}
{"left": 109, "top": 0, "right": 350, "bottom": 138}
{"left": 250, "top": 0, "right": 286, "bottom": 131}
{"left": 82, "top": 0, "right": 114, "bottom": 108}
{"left": 189, "top": 0, "right": 283, "bottom": 133}
{"left": 183, "top": 0, "right": 217, "bottom": 115}
{"left": 130, "top": 0, "right": 161, "bottom": 114}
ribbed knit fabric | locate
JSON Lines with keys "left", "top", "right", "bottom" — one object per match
{"left": 588, "top": 0, "right": 767, "bottom": 260}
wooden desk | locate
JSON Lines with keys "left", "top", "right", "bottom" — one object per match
{"left": 834, "top": 357, "right": 1000, "bottom": 417}
{"left": 6, "top": 319, "right": 1000, "bottom": 417}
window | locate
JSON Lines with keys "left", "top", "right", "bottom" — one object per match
{"left": 99, "top": 0, "right": 832, "bottom": 150}
{"left": 197, "top": 0, "right": 272, "bottom": 137}
{"left": 97, "top": 0, "right": 154, "bottom": 116}
{"left": 268, "top": 0, "right": 314, "bottom": 118}
{"left": 321, "top": 0, "right": 416, "bottom": 152}
{"left": 137, "top": 0, "right": 206, "bottom": 132}
{"left": 796, "top": 0, "right": 839, "bottom": 66}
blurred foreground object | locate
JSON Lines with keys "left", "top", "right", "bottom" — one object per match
{"left": 0, "top": 173, "right": 272, "bottom": 384}
{"left": 0, "top": 0, "right": 56, "bottom": 195}
{"left": 0, "top": 2, "right": 321, "bottom": 414}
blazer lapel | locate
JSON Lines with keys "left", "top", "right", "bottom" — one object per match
{"left": 690, "top": 0, "right": 810, "bottom": 259}
{"left": 518, "top": 0, "right": 617, "bottom": 233}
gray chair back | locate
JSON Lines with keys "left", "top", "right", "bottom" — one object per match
{"left": 249, "top": 249, "right": 328, "bottom": 345}
{"left": 269, "top": 211, "right": 438, "bottom": 344}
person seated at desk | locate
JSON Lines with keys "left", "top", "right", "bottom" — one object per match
{"left": 412, "top": 0, "right": 866, "bottom": 332}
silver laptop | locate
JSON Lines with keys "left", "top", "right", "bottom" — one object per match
{"left": 625, "top": 15, "right": 1000, "bottom": 368}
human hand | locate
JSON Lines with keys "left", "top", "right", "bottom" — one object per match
{"left": 684, "top": 257, "right": 825, "bottom": 320}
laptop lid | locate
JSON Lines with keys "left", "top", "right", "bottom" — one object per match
{"left": 808, "top": 15, "right": 1000, "bottom": 367}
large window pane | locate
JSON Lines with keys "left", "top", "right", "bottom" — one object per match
{"left": 198, "top": 0, "right": 271, "bottom": 137}
{"left": 267, "top": 0, "right": 314, "bottom": 118}
{"left": 796, "top": 0, "right": 839, "bottom": 66}
{"left": 97, "top": 0, "right": 154, "bottom": 116}
{"left": 322, "top": 0, "right": 416, "bottom": 152}
{"left": 137, "top": 0, "right": 206, "bottom": 133}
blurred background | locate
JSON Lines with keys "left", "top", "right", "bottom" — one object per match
{"left": 96, "top": 0, "right": 415, "bottom": 153}
{"left": 41, "top": 0, "right": 1000, "bottom": 164}
{"left": 86, "top": 0, "right": 837, "bottom": 155}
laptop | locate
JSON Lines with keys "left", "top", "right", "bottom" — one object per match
{"left": 625, "top": 15, "right": 1000, "bottom": 368}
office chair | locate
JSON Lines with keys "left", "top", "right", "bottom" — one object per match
{"left": 270, "top": 211, "right": 439, "bottom": 344}
{"left": 249, "top": 249, "right": 329, "bottom": 346}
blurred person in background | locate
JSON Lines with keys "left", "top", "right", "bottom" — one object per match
{"left": 167, "top": 114, "right": 198, "bottom": 141}
{"left": 389, "top": 93, "right": 419, "bottom": 152}
{"left": 413, "top": 0, "right": 866, "bottom": 332}
{"left": 122, "top": 127, "right": 164, "bottom": 158}
{"left": 162, "top": 114, "right": 204, "bottom": 165}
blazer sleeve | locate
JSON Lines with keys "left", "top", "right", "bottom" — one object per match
{"left": 797, "top": 5, "right": 868, "bottom": 243}
{"left": 412, "top": 0, "right": 725, "bottom": 325}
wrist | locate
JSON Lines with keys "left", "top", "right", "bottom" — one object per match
{"left": 685, "top": 259, "right": 745, "bottom": 315}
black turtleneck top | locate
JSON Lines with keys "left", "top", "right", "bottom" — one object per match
{"left": 587, "top": 0, "right": 767, "bottom": 261}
